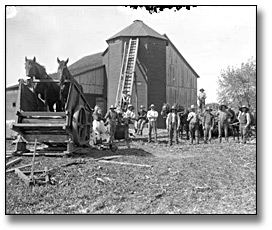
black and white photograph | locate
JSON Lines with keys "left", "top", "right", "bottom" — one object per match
{"left": 5, "top": 5, "right": 258, "bottom": 218}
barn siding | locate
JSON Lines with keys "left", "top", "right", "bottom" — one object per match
{"left": 73, "top": 66, "right": 107, "bottom": 111}
{"left": 146, "top": 38, "right": 167, "bottom": 128}
{"left": 166, "top": 42, "right": 198, "bottom": 109}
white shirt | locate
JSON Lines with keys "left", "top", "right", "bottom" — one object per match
{"left": 124, "top": 109, "right": 136, "bottom": 119}
{"left": 147, "top": 110, "right": 158, "bottom": 121}
{"left": 198, "top": 92, "right": 206, "bottom": 100}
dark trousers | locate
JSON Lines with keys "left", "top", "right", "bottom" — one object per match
{"left": 108, "top": 122, "right": 116, "bottom": 143}
{"left": 168, "top": 124, "right": 179, "bottom": 145}
{"left": 179, "top": 122, "right": 189, "bottom": 140}
{"left": 240, "top": 124, "right": 248, "bottom": 144}
{"left": 218, "top": 122, "right": 229, "bottom": 142}
{"left": 136, "top": 119, "right": 146, "bottom": 134}
{"left": 204, "top": 124, "right": 212, "bottom": 142}
{"left": 148, "top": 120, "right": 157, "bottom": 142}
{"left": 189, "top": 123, "right": 199, "bottom": 144}
{"left": 199, "top": 100, "right": 205, "bottom": 111}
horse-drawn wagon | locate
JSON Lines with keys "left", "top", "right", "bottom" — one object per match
{"left": 12, "top": 77, "right": 93, "bottom": 155}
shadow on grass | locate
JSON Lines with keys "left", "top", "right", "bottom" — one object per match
{"left": 70, "top": 142, "right": 155, "bottom": 159}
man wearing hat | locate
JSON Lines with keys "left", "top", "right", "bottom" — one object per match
{"left": 187, "top": 105, "right": 200, "bottom": 144}
{"left": 104, "top": 105, "right": 120, "bottom": 144}
{"left": 166, "top": 105, "right": 180, "bottom": 146}
{"left": 136, "top": 105, "right": 147, "bottom": 135}
{"left": 216, "top": 104, "right": 232, "bottom": 143}
{"left": 237, "top": 105, "right": 251, "bottom": 144}
{"left": 123, "top": 104, "right": 136, "bottom": 141}
{"left": 202, "top": 106, "right": 215, "bottom": 144}
{"left": 147, "top": 104, "right": 158, "bottom": 143}
{"left": 198, "top": 88, "right": 207, "bottom": 112}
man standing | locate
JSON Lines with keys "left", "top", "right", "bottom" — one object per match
{"left": 166, "top": 105, "right": 180, "bottom": 146}
{"left": 178, "top": 107, "right": 189, "bottom": 140}
{"left": 147, "top": 104, "right": 158, "bottom": 143}
{"left": 217, "top": 104, "right": 232, "bottom": 143}
{"left": 198, "top": 88, "right": 207, "bottom": 112}
{"left": 202, "top": 106, "right": 215, "bottom": 144}
{"left": 123, "top": 104, "right": 136, "bottom": 141}
{"left": 136, "top": 105, "right": 147, "bottom": 135}
{"left": 187, "top": 105, "right": 200, "bottom": 145}
{"left": 237, "top": 105, "right": 251, "bottom": 144}
{"left": 104, "top": 105, "right": 119, "bottom": 145}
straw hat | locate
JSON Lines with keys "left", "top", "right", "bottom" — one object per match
{"left": 219, "top": 104, "right": 228, "bottom": 110}
{"left": 239, "top": 105, "right": 249, "bottom": 112}
{"left": 206, "top": 106, "right": 211, "bottom": 111}
{"left": 171, "top": 105, "right": 177, "bottom": 111}
{"left": 109, "top": 105, "right": 116, "bottom": 109}
{"left": 149, "top": 104, "right": 155, "bottom": 108}
{"left": 190, "top": 105, "right": 195, "bottom": 109}
{"left": 140, "top": 105, "right": 145, "bottom": 109}
{"left": 199, "top": 88, "right": 205, "bottom": 92}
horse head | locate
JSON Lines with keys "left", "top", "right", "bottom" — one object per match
{"left": 161, "top": 103, "right": 170, "bottom": 117}
{"left": 57, "top": 58, "right": 70, "bottom": 86}
{"left": 25, "top": 56, "right": 47, "bottom": 80}
{"left": 25, "top": 56, "right": 38, "bottom": 78}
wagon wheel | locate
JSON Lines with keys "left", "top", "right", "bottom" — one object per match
{"left": 72, "top": 105, "right": 88, "bottom": 146}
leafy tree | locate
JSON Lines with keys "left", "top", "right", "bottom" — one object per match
{"left": 217, "top": 57, "right": 256, "bottom": 110}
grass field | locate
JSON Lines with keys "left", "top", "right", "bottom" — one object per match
{"left": 5, "top": 129, "right": 256, "bottom": 214}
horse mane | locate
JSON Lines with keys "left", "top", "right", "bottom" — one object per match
{"left": 28, "top": 59, "right": 49, "bottom": 78}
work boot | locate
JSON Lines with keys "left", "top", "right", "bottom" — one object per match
{"left": 204, "top": 140, "right": 208, "bottom": 144}
{"left": 219, "top": 138, "right": 222, "bottom": 143}
{"left": 196, "top": 137, "right": 199, "bottom": 144}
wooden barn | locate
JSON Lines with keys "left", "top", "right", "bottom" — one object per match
{"left": 102, "top": 20, "right": 199, "bottom": 128}
{"left": 6, "top": 84, "right": 19, "bottom": 138}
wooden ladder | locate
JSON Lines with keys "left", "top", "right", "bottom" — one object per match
{"left": 115, "top": 37, "right": 139, "bottom": 110}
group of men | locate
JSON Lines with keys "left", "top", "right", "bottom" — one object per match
{"left": 92, "top": 103, "right": 159, "bottom": 145}
{"left": 163, "top": 103, "right": 253, "bottom": 146}
{"left": 93, "top": 88, "right": 254, "bottom": 147}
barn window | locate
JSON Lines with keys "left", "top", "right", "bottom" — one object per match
{"left": 12, "top": 102, "right": 16, "bottom": 107}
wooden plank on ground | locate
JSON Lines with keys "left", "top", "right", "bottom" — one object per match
{"left": 98, "top": 160, "right": 152, "bottom": 168}
{"left": 21, "top": 168, "right": 53, "bottom": 174}
{"left": 95, "top": 155, "right": 123, "bottom": 161}
{"left": 6, "top": 157, "right": 22, "bottom": 168}
{"left": 14, "top": 168, "right": 30, "bottom": 185}
{"left": 6, "top": 161, "right": 40, "bottom": 173}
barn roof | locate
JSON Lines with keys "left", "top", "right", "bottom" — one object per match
{"left": 6, "top": 83, "right": 19, "bottom": 91}
{"left": 107, "top": 20, "right": 167, "bottom": 42}
{"left": 68, "top": 52, "right": 104, "bottom": 76}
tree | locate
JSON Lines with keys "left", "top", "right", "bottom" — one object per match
{"left": 217, "top": 57, "right": 256, "bottom": 111}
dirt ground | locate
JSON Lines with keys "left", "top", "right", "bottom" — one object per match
{"left": 5, "top": 128, "right": 256, "bottom": 214}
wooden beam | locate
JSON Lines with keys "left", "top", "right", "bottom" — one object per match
{"left": 21, "top": 168, "right": 53, "bottom": 174}
{"left": 6, "top": 157, "right": 22, "bottom": 168}
{"left": 14, "top": 168, "right": 30, "bottom": 185}
{"left": 6, "top": 161, "right": 40, "bottom": 173}
{"left": 98, "top": 160, "right": 152, "bottom": 168}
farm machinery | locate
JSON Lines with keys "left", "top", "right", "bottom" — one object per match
{"left": 12, "top": 78, "right": 93, "bottom": 155}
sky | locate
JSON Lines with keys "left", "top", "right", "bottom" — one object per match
{"left": 6, "top": 6, "right": 256, "bottom": 103}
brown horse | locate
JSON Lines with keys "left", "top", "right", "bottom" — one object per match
{"left": 57, "top": 58, "right": 83, "bottom": 110}
{"left": 25, "top": 57, "right": 62, "bottom": 112}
